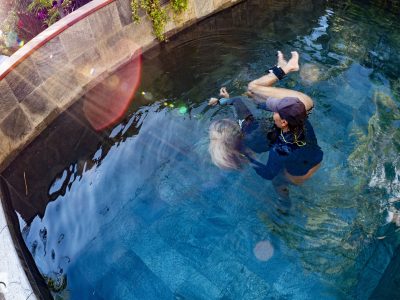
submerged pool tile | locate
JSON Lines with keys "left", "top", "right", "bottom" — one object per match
{"left": 154, "top": 203, "right": 235, "bottom": 268}
{"left": 93, "top": 250, "right": 173, "bottom": 300}
{"left": 67, "top": 267, "right": 102, "bottom": 300}
{"left": 175, "top": 272, "right": 222, "bottom": 300}
{"left": 126, "top": 227, "right": 222, "bottom": 297}
{"left": 68, "top": 214, "right": 145, "bottom": 285}
{"left": 200, "top": 252, "right": 271, "bottom": 299}
{"left": 131, "top": 193, "right": 170, "bottom": 225}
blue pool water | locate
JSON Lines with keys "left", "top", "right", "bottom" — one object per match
{"left": 3, "top": 0, "right": 400, "bottom": 298}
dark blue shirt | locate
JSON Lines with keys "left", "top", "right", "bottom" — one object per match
{"left": 219, "top": 96, "right": 323, "bottom": 180}
{"left": 248, "top": 120, "right": 323, "bottom": 179}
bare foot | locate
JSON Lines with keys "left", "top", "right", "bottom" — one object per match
{"left": 281, "top": 51, "right": 300, "bottom": 74}
{"left": 277, "top": 51, "right": 287, "bottom": 68}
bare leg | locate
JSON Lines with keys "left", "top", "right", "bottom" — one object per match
{"left": 247, "top": 51, "right": 314, "bottom": 110}
{"left": 249, "top": 51, "right": 299, "bottom": 88}
{"left": 272, "top": 173, "right": 291, "bottom": 215}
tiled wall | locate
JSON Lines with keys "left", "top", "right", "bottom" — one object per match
{"left": 0, "top": 0, "right": 242, "bottom": 172}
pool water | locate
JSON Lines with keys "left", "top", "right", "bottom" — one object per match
{"left": 3, "top": 0, "right": 400, "bottom": 298}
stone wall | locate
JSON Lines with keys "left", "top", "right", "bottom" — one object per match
{"left": 0, "top": 0, "right": 243, "bottom": 172}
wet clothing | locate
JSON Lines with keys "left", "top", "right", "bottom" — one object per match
{"left": 219, "top": 96, "right": 271, "bottom": 153}
{"left": 219, "top": 96, "right": 323, "bottom": 180}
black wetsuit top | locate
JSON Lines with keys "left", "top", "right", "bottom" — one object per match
{"left": 219, "top": 96, "right": 323, "bottom": 180}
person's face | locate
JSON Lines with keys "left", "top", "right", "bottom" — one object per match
{"left": 273, "top": 112, "right": 288, "bottom": 129}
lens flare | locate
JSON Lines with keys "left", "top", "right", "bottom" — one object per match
{"left": 179, "top": 106, "right": 187, "bottom": 114}
{"left": 142, "top": 91, "right": 153, "bottom": 101}
{"left": 83, "top": 48, "right": 142, "bottom": 131}
{"left": 253, "top": 240, "right": 274, "bottom": 261}
{"left": 300, "top": 63, "right": 321, "bottom": 84}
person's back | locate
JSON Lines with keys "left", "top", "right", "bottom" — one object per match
{"left": 249, "top": 119, "right": 323, "bottom": 183}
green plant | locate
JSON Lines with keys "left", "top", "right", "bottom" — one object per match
{"left": 28, "top": 0, "right": 60, "bottom": 26}
{"left": 142, "top": 0, "right": 167, "bottom": 40}
{"left": 131, "top": 0, "right": 188, "bottom": 41}
{"left": 171, "top": 0, "right": 188, "bottom": 14}
{"left": 131, "top": 0, "right": 140, "bottom": 23}
{"left": 27, "top": 0, "right": 81, "bottom": 26}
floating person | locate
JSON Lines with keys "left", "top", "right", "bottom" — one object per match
{"left": 208, "top": 51, "right": 323, "bottom": 207}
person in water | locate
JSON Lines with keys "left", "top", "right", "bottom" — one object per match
{"left": 208, "top": 51, "right": 323, "bottom": 187}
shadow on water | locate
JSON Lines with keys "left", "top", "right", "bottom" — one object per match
{"left": 1, "top": 0, "right": 400, "bottom": 298}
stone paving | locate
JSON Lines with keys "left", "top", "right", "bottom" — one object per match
{"left": 0, "top": 201, "right": 35, "bottom": 299}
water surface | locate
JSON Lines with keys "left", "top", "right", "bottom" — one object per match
{"left": 3, "top": 0, "right": 400, "bottom": 298}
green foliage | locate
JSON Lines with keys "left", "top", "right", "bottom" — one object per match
{"left": 142, "top": 0, "right": 167, "bottom": 41}
{"left": 131, "top": 0, "right": 140, "bottom": 23}
{"left": 28, "top": 0, "right": 62, "bottom": 26}
{"left": 171, "top": 0, "right": 188, "bottom": 14}
{"left": 46, "top": 8, "right": 61, "bottom": 26}
{"left": 131, "top": 0, "right": 188, "bottom": 41}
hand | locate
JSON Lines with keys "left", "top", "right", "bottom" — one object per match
{"left": 244, "top": 91, "right": 254, "bottom": 98}
{"left": 219, "top": 87, "right": 230, "bottom": 98}
{"left": 208, "top": 97, "right": 219, "bottom": 106}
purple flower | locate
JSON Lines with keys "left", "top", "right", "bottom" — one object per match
{"left": 37, "top": 9, "right": 48, "bottom": 20}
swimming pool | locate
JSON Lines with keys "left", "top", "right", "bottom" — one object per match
{"left": 2, "top": 0, "right": 400, "bottom": 298}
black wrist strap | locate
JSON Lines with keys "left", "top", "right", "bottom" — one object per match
{"left": 268, "top": 65, "right": 286, "bottom": 80}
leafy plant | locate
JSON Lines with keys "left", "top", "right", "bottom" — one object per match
{"left": 131, "top": 0, "right": 189, "bottom": 41}
{"left": 171, "top": 0, "right": 188, "bottom": 14}
{"left": 142, "top": 0, "right": 167, "bottom": 40}
{"left": 27, "top": 0, "right": 91, "bottom": 26}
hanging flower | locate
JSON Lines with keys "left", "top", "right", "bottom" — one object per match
{"left": 37, "top": 9, "right": 48, "bottom": 21}
{"left": 17, "top": 19, "right": 24, "bottom": 28}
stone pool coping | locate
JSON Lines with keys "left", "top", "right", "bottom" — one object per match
{"left": 0, "top": 203, "right": 32, "bottom": 299}
{"left": 0, "top": 0, "right": 244, "bottom": 298}
{"left": 0, "top": 0, "right": 114, "bottom": 82}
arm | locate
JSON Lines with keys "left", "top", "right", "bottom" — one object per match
{"left": 208, "top": 87, "right": 231, "bottom": 105}
{"left": 209, "top": 88, "right": 253, "bottom": 120}
{"left": 247, "top": 151, "right": 284, "bottom": 180}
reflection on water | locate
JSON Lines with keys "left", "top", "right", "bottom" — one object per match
{"left": 2, "top": 0, "right": 400, "bottom": 298}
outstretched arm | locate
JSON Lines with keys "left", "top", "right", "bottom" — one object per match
{"left": 208, "top": 87, "right": 253, "bottom": 120}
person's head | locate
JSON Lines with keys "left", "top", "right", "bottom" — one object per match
{"left": 209, "top": 119, "right": 247, "bottom": 170}
{"left": 272, "top": 97, "right": 307, "bottom": 131}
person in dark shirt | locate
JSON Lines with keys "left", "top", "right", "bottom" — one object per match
{"left": 208, "top": 51, "right": 323, "bottom": 203}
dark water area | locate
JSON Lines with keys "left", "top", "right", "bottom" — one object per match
{"left": 2, "top": 0, "right": 400, "bottom": 298}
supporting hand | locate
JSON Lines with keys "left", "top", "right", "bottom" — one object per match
{"left": 208, "top": 97, "right": 219, "bottom": 106}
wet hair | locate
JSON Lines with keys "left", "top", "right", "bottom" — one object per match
{"left": 266, "top": 119, "right": 306, "bottom": 145}
{"left": 287, "top": 120, "right": 306, "bottom": 143}
{"left": 209, "top": 119, "right": 247, "bottom": 170}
